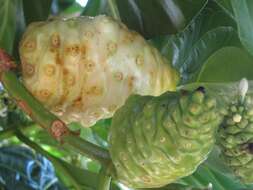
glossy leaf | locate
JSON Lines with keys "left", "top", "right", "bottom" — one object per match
{"left": 60, "top": 3, "right": 84, "bottom": 15}
{"left": 0, "top": 0, "right": 19, "bottom": 53}
{"left": 215, "top": 0, "right": 234, "bottom": 19}
{"left": 52, "top": 0, "right": 77, "bottom": 14}
{"left": 22, "top": 0, "right": 52, "bottom": 25}
{"left": 151, "top": 1, "right": 239, "bottom": 84}
{"left": 197, "top": 46, "right": 253, "bottom": 82}
{"left": 91, "top": 119, "right": 111, "bottom": 147}
{"left": 82, "top": 0, "right": 107, "bottom": 16}
{"left": 116, "top": 0, "right": 208, "bottom": 38}
{"left": 231, "top": 0, "right": 253, "bottom": 56}
{"left": 12, "top": 0, "right": 25, "bottom": 60}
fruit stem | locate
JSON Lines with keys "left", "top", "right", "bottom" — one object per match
{"left": 0, "top": 48, "right": 112, "bottom": 168}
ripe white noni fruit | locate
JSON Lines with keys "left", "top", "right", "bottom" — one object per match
{"left": 19, "top": 15, "right": 179, "bottom": 127}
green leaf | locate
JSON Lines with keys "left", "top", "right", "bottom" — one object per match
{"left": 231, "top": 0, "right": 253, "bottom": 56}
{"left": 0, "top": 0, "right": 20, "bottom": 53}
{"left": 91, "top": 119, "right": 111, "bottom": 147}
{"left": 214, "top": 0, "right": 234, "bottom": 19}
{"left": 60, "top": 2, "right": 84, "bottom": 15}
{"left": 151, "top": 1, "right": 239, "bottom": 84}
{"left": 12, "top": 0, "right": 25, "bottom": 60}
{"left": 22, "top": 0, "right": 52, "bottom": 25}
{"left": 181, "top": 164, "right": 252, "bottom": 190}
{"left": 197, "top": 46, "right": 253, "bottom": 82}
{"left": 82, "top": 0, "right": 107, "bottom": 16}
{"left": 53, "top": 0, "right": 77, "bottom": 14}
{"left": 116, "top": 0, "right": 208, "bottom": 38}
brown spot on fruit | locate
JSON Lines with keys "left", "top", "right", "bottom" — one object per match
{"left": 142, "top": 176, "right": 151, "bottom": 183}
{"left": 84, "top": 60, "right": 95, "bottom": 72}
{"left": 23, "top": 40, "right": 36, "bottom": 51}
{"left": 122, "top": 32, "right": 135, "bottom": 43}
{"left": 160, "top": 137, "right": 166, "bottom": 143}
{"left": 80, "top": 45, "right": 86, "bottom": 58}
{"left": 55, "top": 51, "right": 62, "bottom": 65}
{"left": 52, "top": 106, "right": 64, "bottom": 115}
{"left": 84, "top": 31, "right": 94, "bottom": 38}
{"left": 38, "top": 89, "right": 51, "bottom": 100}
{"left": 65, "top": 45, "right": 80, "bottom": 56}
{"left": 128, "top": 76, "right": 135, "bottom": 89}
{"left": 107, "top": 42, "right": 117, "bottom": 56}
{"left": 67, "top": 74, "right": 75, "bottom": 86}
{"left": 86, "top": 86, "right": 103, "bottom": 96}
{"left": 23, "top": 63, "right": 35, "bottom": 77}
{"left": 114, "top": 71, "right": 123, "bottom": 81}
{"left": 44, "top": 65, "right": 55, "bottom": 76}
{"left": 51, "top": 33, "right": 60, "bottom": 48}
{"left": 63, "top": 68, "right": 69, "bottom": 75}
{"left": 73, "top": 96, "right": 82, "bottom": 107}
{"left": 92, "top": 86, "right": 103, "bottom": 95}
{"left": 136, "top": 55, "right": 144, "bottom": 66}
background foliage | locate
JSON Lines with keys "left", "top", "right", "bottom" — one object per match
{"left": 1, "top": 0, "right": 253, "bottom": 189}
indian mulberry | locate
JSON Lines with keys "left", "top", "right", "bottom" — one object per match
{"left": 109, "top": 88, "right": 223, "bottom": 188}
{"left": 218, "top": 94, "right": 253, "bottom": 184}
{"left": 19, "top": 15, "right": 179, "bottom": 127}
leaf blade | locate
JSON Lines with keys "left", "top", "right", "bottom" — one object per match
{"left": 231, "top": 0, "right": 253, "bottom": 57}
{"left": 0, "top": 0, "right": 18, "bottom": 53}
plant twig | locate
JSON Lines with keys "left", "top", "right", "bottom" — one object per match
{"left": 0, "top": 48, "right": 112, "bottom": 168}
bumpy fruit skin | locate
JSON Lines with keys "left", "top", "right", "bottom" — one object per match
{"left": 109, "top": 88, "right": 222, "bottom": 188}
{"left": 218, "top": 95, "right": 253, "bottom": 184}
{"left": 19, "top": 15, "right": 179, "bottom": 127}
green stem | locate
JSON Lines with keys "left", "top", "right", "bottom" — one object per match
{"left": 0, "top": 127, "right": 15, "bottom": 139}
{"left": 63, "top": 135, "right": 111, "bottom": 168}
{"left": 98, "top": 167, "right": 112, "bottom": 190}
{"left": 15, "top": 129, "right": 83, "bottom": 190}
{"left": 0, "top": 124, "right": 35, "bottom": 140}
{"left": 108, "top": 0, "right": 121, "bottom": 21}
{"left": 0, "top": 48, "right": 112, "bottom": 169}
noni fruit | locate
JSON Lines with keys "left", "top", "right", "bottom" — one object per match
{"left": 109, "top": 87, "right": 223, "bottom": 188}
{"left": 19, "top": 15, "right": 179, "bottom": 127}
{"left": 218, "top": 94, "right": 253, "bottom": 184}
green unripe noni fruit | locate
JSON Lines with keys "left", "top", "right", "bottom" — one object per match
{"left": 109, "top": 87, "right": 223, "bottom": 188}
{"left": 19, "top": 15, "right": 179, "bottom": 127}
{"left": 218, "top": 94, "right": 253, "bottom": 184}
